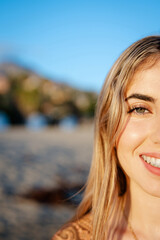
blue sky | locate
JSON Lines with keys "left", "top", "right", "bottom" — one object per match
{"left": 0, "top": 0, "right": 160, "bottom": 92}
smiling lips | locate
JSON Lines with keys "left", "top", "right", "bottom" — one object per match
{"left": 141, "top": 154, "right": 160, "bottom": 168}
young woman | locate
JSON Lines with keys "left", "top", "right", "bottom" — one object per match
{"left": 53, "top": 35, "right": 160, "bottom": 240}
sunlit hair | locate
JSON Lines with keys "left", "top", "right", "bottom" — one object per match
{"left": 73, "top": 36, "right": 160, "bottom": 239}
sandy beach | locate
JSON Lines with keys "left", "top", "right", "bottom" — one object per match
{"left": 0, "top": 124, "right": 93, "bottom": 240}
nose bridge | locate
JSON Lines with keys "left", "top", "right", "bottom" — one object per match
{"left": 150, "top": 115, "right": 160, "bottom": 144}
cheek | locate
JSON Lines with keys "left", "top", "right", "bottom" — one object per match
{"left": 120, "top": 121, "right": 145, "bottom": 147}
{"left": 116, "top": 120, "right": 149, "bottom": 178}
{"left": 117, "top": 119, "right": 151, "bottom": 159}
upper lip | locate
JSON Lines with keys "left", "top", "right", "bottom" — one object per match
{"left": 140, "top": 153, "right": 160, "bottom": 159}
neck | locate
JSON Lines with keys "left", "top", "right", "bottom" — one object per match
{"left": 125, "top": 181, "right": 160, "bottom": 239}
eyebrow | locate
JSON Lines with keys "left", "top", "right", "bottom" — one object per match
{"left": 125, "top": 93, "right": 155, "bottom": 103}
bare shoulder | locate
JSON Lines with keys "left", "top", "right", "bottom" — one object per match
{"left": 52, "top": 214, "right": 92, "bottom": 240}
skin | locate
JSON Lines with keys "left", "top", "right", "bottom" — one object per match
{"left": 117, "top": 59, "right": 160, "bottom": 239}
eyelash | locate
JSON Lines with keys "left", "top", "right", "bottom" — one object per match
{"left": 127, "top": 106, "right": 150, "bottom": 115}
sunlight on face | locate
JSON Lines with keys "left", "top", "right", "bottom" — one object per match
{"left": 117, "top": 59, "right": 160, "bottom": 197}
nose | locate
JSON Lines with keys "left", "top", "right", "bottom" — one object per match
{"left": 150, "top": 116, "right": 160, "bottom": 144}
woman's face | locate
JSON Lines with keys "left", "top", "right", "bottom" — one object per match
{"left": 117, "top": 59, "right": 160, "bottom": 197}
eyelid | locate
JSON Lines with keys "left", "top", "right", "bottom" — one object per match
{"left": 127, "top": 102, "right": 152, "bottom": 114}
{"left": 128, "top": 100, "right": 151, "bottom": 109}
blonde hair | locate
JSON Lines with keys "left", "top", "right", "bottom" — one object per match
{"left": 74, "top": 36, "right": 160, "bottom": 239}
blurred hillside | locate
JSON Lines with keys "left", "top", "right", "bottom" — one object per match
{"left": 0, "top": 63, "right": 97, "bottom": 126}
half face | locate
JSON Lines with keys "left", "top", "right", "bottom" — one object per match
{"left": 117, "top": 59, "right": 160, "bottom": 197}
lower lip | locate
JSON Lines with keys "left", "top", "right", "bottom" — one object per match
{"left": 141, "top": 156, "right": 160, "bottom": 176}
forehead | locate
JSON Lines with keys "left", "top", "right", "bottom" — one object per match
{"left": 126, "top": 59, "right": 160, "bottom": 97}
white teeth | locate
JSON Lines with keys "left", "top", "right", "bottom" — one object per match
{"left": 142, "top": 155, "right": 160, "bottom": 168}
{"left": 146, "top": 156, "right": 151, "bottom": 163}
{"left": 157, "top": 159, "right": 160, "bottom": 167}
{"left": 143, "top": 155, "right": 147, "bottom": 161}
{"left": 151, "top": 157, "right": 156, "bottom": 164}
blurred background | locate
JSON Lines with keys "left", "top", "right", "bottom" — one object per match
{"left": 0, "top": 0, "right": 160, "bottom": 239}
